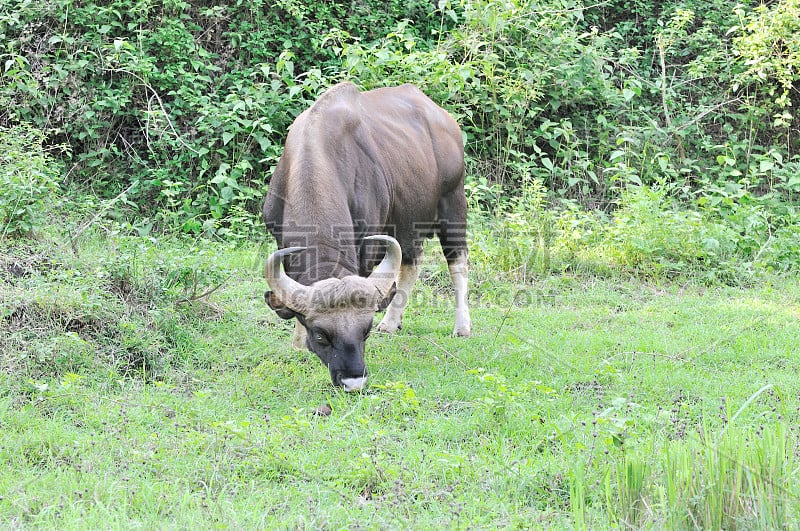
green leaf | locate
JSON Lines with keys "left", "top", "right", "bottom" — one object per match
{"left": 610, "top": 150, "right": 627, "bottom": 162}
{"left": 255, "top": 135, "right": 271, "bottom": 151}
{"left": 622, "top": 88, "right": 636, "bottom": 102}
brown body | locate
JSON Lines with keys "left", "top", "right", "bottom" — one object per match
{"left": 263, "top": 83, "right": 471, "bottom": 390}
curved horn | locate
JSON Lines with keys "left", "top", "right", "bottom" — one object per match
{"left": 264, "top": 246, "right": 309, "bottom": 313}
{"left": 365, "top": 235, "right": 402, "bottom": 295}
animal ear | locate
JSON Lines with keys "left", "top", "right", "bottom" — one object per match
{"left": 265, "top": 291, "right": 301, "bottom": 320}
{"left": 376, "top": 282, "right": 397, "bottom": 312}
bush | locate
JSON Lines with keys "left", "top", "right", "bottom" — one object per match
{"left": 733, "top": 0, "right": 800, "bottom": 111}
{"left": 600, "top": 185, "right": 739, "bottom": 279}
{"left": 0, "top": 0, "right": 442, "bottom": 233}
{"left": 468, "top": 173, "right": 553, "bottom": 283}
{"left": 0, "top": 125, "right": 62, "bottom": 237}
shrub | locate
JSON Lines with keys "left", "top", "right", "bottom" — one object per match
{"left": 539, "top": 186, "right": 744, "bottom": 282}
{"left": 733, "top": 0, "right": 800, "bottom": 111}
{"left": 0, "top": 125, "right": 62, "bottom": 237}
{"left": 601, "top": 185, "right": 739, "bottom": 279}
{"left": 468, "top": 173, "right": 553, "bottom": 283}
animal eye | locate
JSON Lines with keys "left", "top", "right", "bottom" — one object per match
{"left": 313, "top": 330, "right": 330, "bottom": 345}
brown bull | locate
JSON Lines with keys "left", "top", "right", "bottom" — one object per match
{"left": 263, "top": 82, "right": 471, "bottom": 391}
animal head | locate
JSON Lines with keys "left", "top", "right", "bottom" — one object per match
{"left": 264, "top": 235, "right": 400, "bottom": 391}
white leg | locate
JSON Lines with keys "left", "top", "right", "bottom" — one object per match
{"left": 292, "top": 321, "right": 307, "bottom": 350}
{"left": 377, "top": 262, "right": 421, "bottom": 333}
{"left": 449, "top": 253, "right": 471, "bottom": 337}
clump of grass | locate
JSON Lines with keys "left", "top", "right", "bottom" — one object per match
{"left": 607, "top": 454, "right": 651, "bottom": 527}
{"left": 659, "top": 423, "right": 796, "bottom": 529}
{"left": 596, "top": 416, "right": 798, "bottom": 528}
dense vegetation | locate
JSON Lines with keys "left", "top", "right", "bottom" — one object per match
{"left": 1, "top": 0, "right": 798, "bottom": 278}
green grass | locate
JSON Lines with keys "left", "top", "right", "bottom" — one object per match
{"left": 1, "top": 229, "right": 799, "bottom": 528}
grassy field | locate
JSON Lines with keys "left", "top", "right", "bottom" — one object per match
{"left": 1, "top": 230, "right": 799, "bottom": 529}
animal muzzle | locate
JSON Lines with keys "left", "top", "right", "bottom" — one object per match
{"left": 334, "top": 370, "right": 368, "bottom": 392}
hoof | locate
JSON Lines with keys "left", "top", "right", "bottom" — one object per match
{"left": 376, "top": 316, "right": 402, "bottom": 334}
{"left": 453, "top": 311, "right": 471, "bottom": 337}
{"left": 453, "top": 326, "right": 471, "bottom": 338}
{"left": 376, "top": 322, "right": 401, "bottom": 334}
